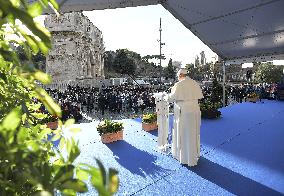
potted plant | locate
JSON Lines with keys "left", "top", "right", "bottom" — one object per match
{"left": 40, "top": 114, "right": 59, "bottom": 130}
{"left": 47, "top": 115, "right": 59, "bottom": 129}
{"left": 97, "top": 120, "right": 124, "bottom": 143}
{"left": 246, "top": 92, "right": 259, "bottom": 102}
{"left": 200, "top": 101, "right": 222, "bottom": 119}
{"left": 142, "top": 113, "right": 158, "bottom": 131}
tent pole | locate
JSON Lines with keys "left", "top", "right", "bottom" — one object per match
{"left": 222, "top": 60, "right": 226, "bottom": 107}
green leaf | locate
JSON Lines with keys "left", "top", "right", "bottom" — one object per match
{"left": 0, "top": 72, "right": 7, "bottom": 83}
{"left": 96, "top": 159, "right": 106, "bottom": 186}
{"left": 66, "top": 139, "right": 72, "bottom": 155}
{"left": 39, "top": 0, "right": 49, "bottom": 7}
{"left": 17, "top": 127, "right": 29, "bottom": 142}
{"left": 53, "top": 158, "right": 65, "bottom": 171}
{"left": 42, "top": 162, "right": 52, "bottom": 186}
{"left": 61, "top": 189, "right": 76, "bottom": 196}
{"left": 10, "top": 6, "right": 51, "bottom": 47}
{"left": 59, "top": 136, "right": 66, "bottom": 150}
{"left": 21, "top": 38, "right": 32, "bottom": 59}
{"left": 58, "top": 119, "right": 63, "bottom": 128}
{"left": 51, "top": 133, "right": 61, "bottom": 141}
{"left": 76, "top": 168, "right": 89, "bottom": 181}
{"left": 38, "top": 128, "right": 51, "bottom": 139}
{"left": 33, "top": 190, "right": 53, "bottom": 196}
{"left": 108, "top": 168, "right": 119, "bottom": 194}
{"left": 68, "top": 139, "right": 80, "bottom": 163}
{"left": 2, "top": 108, "right": 21, "bottom": 130}
{"left": 34, "top": 71, "right": 52, "bottom": 84}
{"left": 60, "top": 179, "right": 88, "bottom": 193}
{"left": 64, "top": 119, "right": 75, "bottom": 127}
{"left": 10, "top": 0, "right": 20, "bottom": 7}
{"left": 26, "top": 34, "right": 39, "bottom": 54}
{"left": 69, "top": 127, "right": 81, "bottom": 134}
{"left": 49, "top": 0, "right": 59, "bottom": 10}
{"left": 27, "top": 2, "right": 43, "bottom": 18}
{"left": 53, "top": 165, "right": 75, "bottom": 185}
{"left": 26, "top": 140, "right": 40, "bottom": 151}
{"left": 89, "top": 167, "right": 108, "bottom": 196}
{"left": 37, "top": 40, "right": 49, "bottom": 55}
{"left": 35, "top": 88, "right": 62, "bottom": 117}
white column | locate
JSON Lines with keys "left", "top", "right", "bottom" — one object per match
{"left": 154, "top": 92, "right": 169, "bottom": 149}
{"left": 222, "top": 61, "right": 226, "bottom": 107}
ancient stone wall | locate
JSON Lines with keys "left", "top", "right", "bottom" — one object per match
{"left": 45, "top": 12, "right": 105, "bottom": 88}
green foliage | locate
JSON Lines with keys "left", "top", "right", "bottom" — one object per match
{"left": 211, "top": 76, "right": 223, "bottom": 104}
{"left": 0, "top": 1, "right": 119, "bottom": 195}
{"left": 199, "top": 75, "right": 223, "bottom": 119}
{"left": 199, "top": 102, "right": 222, "bottom": 111}
{"left": 97, "top": 120, "right": 124, "bottom": 136}
{"left": 104, "top": 50, "right": 164, "bottom": 78}
{"left": 142, "top": 54, "right": 165, "bottom": 60}
{"left": 103, "top": 51, "right": 116, "bottom": 73}
{"left": 15, "top": 45, "right": 46, "bottom": 71}
{"left": 113, "top": 49, "right": 136, "bottom": 75}
{"left": 186, "top": 63, "right": 202, "bottom": 81}
{"left": 78, "top": 160, "right": 119, "bottom": 196}
{"left": 163, "top": 58, "right": 176, "bottom": 79}
{"left": 254, "top": 62, "right": 284, "bottom": 83}
{"left": 142, "top": 113, "right": 157, "bottom": 124}
{"left": 185, "top": 63, "right": 212, "bottom": 81}
{"left": 40, "top": 114, "right": 59, "bottom": 124}
{"left": 199, "top": 102, "right": 221, "bottom": 119}
{"left": 0, "top": 67, "right": 31, "bottom": 119}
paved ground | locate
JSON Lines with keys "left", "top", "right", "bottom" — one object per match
{"left": 65, "top": 100, "right": 284, "bottom": 196}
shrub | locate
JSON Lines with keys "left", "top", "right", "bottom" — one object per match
{"left": 200, "top": 101, "right": 221, "bottom": 119}
{"left": 199, "top": 101, "right": 222, "bottom": 111}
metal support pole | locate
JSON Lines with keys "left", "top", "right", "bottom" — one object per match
{"left": 222, "top": 61, "right": 226, "bottom": 107}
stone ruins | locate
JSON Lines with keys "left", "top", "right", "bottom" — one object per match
{"left": 45, "top": 12, "right": 105, "bottom": 89}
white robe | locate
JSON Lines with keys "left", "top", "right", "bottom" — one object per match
{"left": 165, "top": 77, "right": 203, "bottom": 166}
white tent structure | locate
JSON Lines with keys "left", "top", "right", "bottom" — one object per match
{"left": 39, "top": 0, "right": 284, "bottom": 104}
{"left": 42, "top": 0, "right": 284, "bottom": 63}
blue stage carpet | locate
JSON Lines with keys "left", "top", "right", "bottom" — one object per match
{"left": 65, "top": 100, "right": 284, "bottom": 195}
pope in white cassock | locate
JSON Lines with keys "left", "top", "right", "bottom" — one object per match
{"left": 164, "top": 68, "right": 204, "bottom": 166}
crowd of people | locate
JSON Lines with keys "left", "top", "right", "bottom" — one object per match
{"left": 41, "top": 81, "right": 282, "bottom": 123}
{"left": 45, "top": 84, "right": 170, "bottom": 122}
{"left": 227, "top": 83, "right": 279, "bottom": 103}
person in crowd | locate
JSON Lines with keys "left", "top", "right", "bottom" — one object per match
{"left": 98, "top": 93, "right": 106, "bottom": 116}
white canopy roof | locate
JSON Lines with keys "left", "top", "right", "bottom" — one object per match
{"left": 37, "top": 0, "right": 284, "bottom": 64}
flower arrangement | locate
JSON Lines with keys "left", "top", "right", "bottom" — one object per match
{"left": 97, "top": 120, "right": 124, "bottom": 143}
{"left": 97, "top": 120, "right": 124, "bottom": 136}
{"left": 247, "top": 92, "right": 258, "bottom": 98}
{"left": 142, "top": 113, "right": 158, "bottom": 131}
{"left": 131, "top": 114, "right": 139, "bottom": 119}
{"left": 199, "top": 102, "right": 221, "bottom": 111}
{"left": 246, "top": 92, "right": 259, "bottom": 103}
{"left": 142, "top": 113, "right": 157, "bottom": 124}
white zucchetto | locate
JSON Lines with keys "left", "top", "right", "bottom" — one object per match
{"left": 177, "top": 68, "right": 188, "bottom": 77}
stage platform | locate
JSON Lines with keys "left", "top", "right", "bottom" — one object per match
{"left": 65, "top": 100, "right": 284, "bottom": 195}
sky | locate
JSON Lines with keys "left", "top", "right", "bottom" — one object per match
{"left": 83, "top": 5, "right": 217, "bottom": 67}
